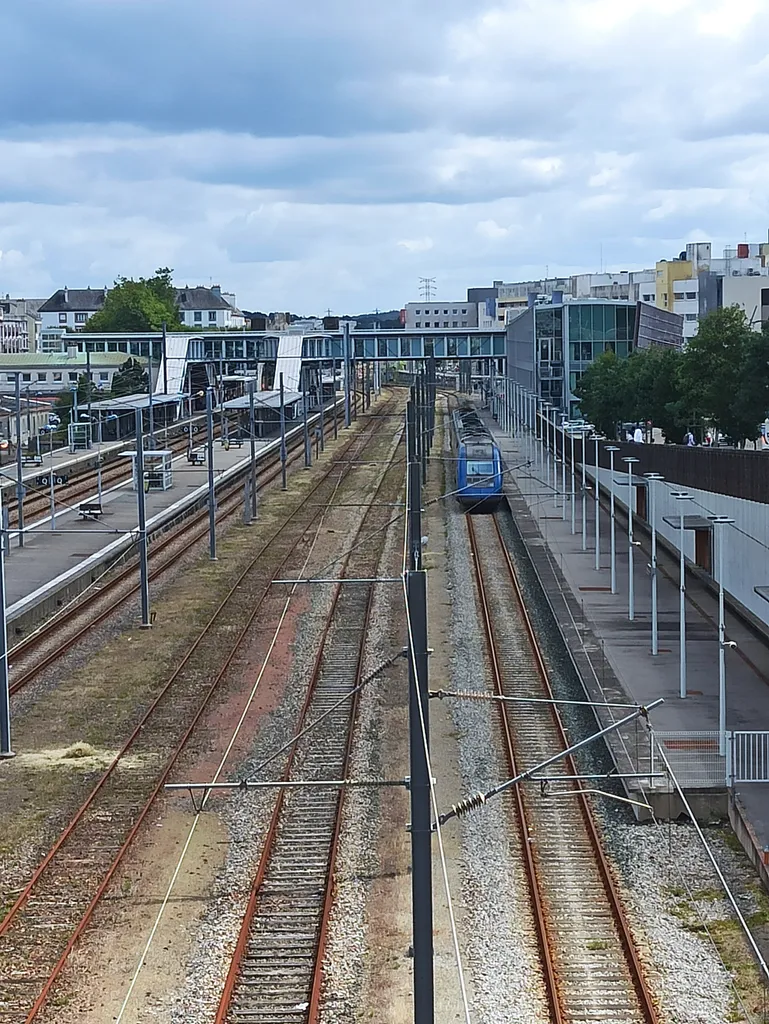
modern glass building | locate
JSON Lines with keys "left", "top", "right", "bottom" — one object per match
{"left": 506, "top": 299, "right": 637, "bottom": 417}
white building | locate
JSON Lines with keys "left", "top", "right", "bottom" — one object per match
{"left": 0, "top": 351, "right": 147, "bottom": 397}
{"left": 175, "top": 285, "right": 246, "bottom": 329}
{"left": 38, "top": 287, "right": 106, "bottom": 335}
{"left": 403, "top": 301, "right": 477, "bottom": 330}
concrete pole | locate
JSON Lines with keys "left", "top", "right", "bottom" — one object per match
{"left": 161, "top": 320, "right": 168, "bottom": 396}
{"left": 561, "top": 420, "right": 567, "bottom": 521}
{"left": 206, "top": 388, "right": 217, "bottom": 560}
{"left": 15, "top": 374, "right": 23, "bottom": 548}
{"left": 134, "top": 408, "right": 151, "bottom": 626}
{"left": 645, "top": 474, "right": 663, "bottom": 656}
{"left": 302, "top": 371, "right": 311, "bottom": 468}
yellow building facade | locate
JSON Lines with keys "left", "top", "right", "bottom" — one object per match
{"left": 655, "top": 259, "right": 693, "bottom": 311}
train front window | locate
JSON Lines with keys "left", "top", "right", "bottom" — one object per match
{"left": 466, "top": 460, "right": 494, "bottom": 481}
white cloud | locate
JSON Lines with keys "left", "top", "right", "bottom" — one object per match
{"left": 2, "top": 0, "right": 769, "bottom": 309}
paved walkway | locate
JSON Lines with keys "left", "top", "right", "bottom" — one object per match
{"left": 3, "top": 438, "right": 271, "bottom": 611}
{"left": 485, "top": 416, "right": 769, "bottom": 845}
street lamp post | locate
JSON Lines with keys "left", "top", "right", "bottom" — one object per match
{"left": 623, "top": 456, "right": 640, "bottom": 621}
{"left": 568, "top": 427, "right": 576, "bottom": 535}
{"left": 580, "top": 430, "right": 588, "bottom": 551}
{"left": 606, "top": 446, "right": 620, "bottom": 594}
{"left": 709, "top": 516, "right": 735, "bottom": 756}
{"left": 560, "top": 416, "right": 567, "bottom": 521}
{"left": 670, "top": 491, "right": 692, "bottom": 699}
{"left": 593, "top": 434, "right": 605, "bottom": 570}
{"left": 644, "top": 473, "right": 664, "bottom": 656}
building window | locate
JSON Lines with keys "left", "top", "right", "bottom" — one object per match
{"left": 663, "top": 293, "right": 668, "bottom": 303}
{"left": 415, "top": 309, "right": 421, "bottom": 314}
{"left": 194, "top": 311, "right": 202, "bottom": 322}
{"left": 21, "top": 373, "right": 31, "bottom": 381}
{"left": 75, "top": 312, "right": 87, "bottom": 323}
{"left": 461, "top": 320, "right": 467, "bottom": 326}
{"left": 452, "top": 308, "right": 457, "bottom": 314}
{"left": 685, "top": 313, "right": 698, "bottom": 321}
{"left": 443, "top": 321, "right": 449, "bottom": 327}
{"left": 209, "top": 311, "right": 216, "bottom": 322}
{"left": 443, "top": 309, "right": 448, "bottom": 314}
{"left": 68, "top": 372, "right": 78, "bottom": 382}
{"left": 59, "top": 313, "right": 67, "bottom": 324}
{"left": 461, "top": 308, "right": 467, "bottom": 314}
{"left": 452, "top": 321, "right": 458, "bottom": 327}
{"left": 415, "top": 322, "right": 421, "bottom": 328}
{"left": 686, "top": 292, "right": 696, "bottom": 299}
{"left": 99, "top": 371, "right": 109, "bottom": 381}
{"left": 53, "top": 372, "right": 62, "bottom": 382}
{"left": 5, "top": 375, "right": 13, "bottom": 382}
{"left": 37, "top": 372, "right": 46, "bottom": 381}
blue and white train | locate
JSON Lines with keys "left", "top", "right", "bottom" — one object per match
{"left": 451, "top": 404, "right": 504, "bottom": 512}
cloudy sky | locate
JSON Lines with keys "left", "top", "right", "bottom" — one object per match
{"left": 2, "top": 0, "right": 769, "bottom": 314}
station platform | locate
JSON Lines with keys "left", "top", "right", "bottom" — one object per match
{"left": 3, "top": 435, "right": 274, "bottom": 623}
{"left": 483, "top": 414, "right": 769, "bottom": 872}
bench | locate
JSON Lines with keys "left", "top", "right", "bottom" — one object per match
{"left": 188, "top": 449, "right": 206, "bottom": 466}
{"left": 23, "top": 456, "right": 43, "bottom": 468}
{"left": 78, "top": 501, "right": 103, "bottom": 519}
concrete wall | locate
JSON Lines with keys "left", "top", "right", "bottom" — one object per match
{"left": 589, "top": 461, "right": 769, "bottom": 632}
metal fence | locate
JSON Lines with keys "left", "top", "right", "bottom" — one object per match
{"left": 652, "top": 730, "right": 726, "bottom": 787}
{"left": 729, "top": 731, "right": 769, "bottom": 783}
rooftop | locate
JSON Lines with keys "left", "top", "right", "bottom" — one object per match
{"left": 38, "top": 288, "right": 107, "bottom": 314}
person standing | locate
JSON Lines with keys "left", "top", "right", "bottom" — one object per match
{"left": 685, "top": 430, "right": 695, "bottom": 446}
{"left": 633, "top": 425, "right": 644, "bottom": 443}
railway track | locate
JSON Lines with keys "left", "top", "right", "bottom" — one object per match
{"left": 7, "top": 400, "right": 352, "bottom": 696}
{"left": 214, "top": 422, "right": 406, "bottom": 1023}
{"left": 466, "top": 513, "right": 659, "bottom": 1024}
{"left": 0, "top": 394, "right": 393, "bottom": 1024}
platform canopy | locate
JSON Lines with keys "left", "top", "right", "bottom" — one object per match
{"left": 88, "top": 392, "right": 183, "bottom": 412}
{"left": 223, "top": 389, "right": 303, "bottom": 410}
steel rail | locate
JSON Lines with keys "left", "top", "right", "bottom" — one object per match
{"left": 467, "top": 513, "right": 659, "bottom": 1024}
{"left": 466, "top": 515, "right": 564, "bottom": 1023}
{"left": 0, "top": 393, "right": 389, "bottom": 1023}
{"left": 7, "top": 401, "right": 349, "bottom": 694}
{"left": 214, "top": 431, "right": 404, "bottom": 1024}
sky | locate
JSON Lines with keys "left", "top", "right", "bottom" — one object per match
{"left": 2, "top": 0, "right": 769, "bottom": 314}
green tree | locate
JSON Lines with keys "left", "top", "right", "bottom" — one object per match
{"left": 110, "top": 357, "right": 149, "bottom": 398}
{"left": 730, "top": 324, "right": 769, "bottom": 445}
{"left": 84, "top": 268, "right": 183, "bottom": 333}
{"left": 677, "top": 306, "right": 754, "bottom": 442}
{"left": 573, "top": 350, "right": 630, "bottom": 438}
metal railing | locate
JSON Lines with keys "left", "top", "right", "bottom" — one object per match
{"left": 729, "top": 731, "right": 769, "bottom": 784}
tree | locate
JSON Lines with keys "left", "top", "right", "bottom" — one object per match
{"left": 573, "top": 350, "right": 630, "bottom": 438}
{"left": 677, "top": 306, "right": 754, "bottom": 442}
{"left": 84, "top": 268, "right": 183, "bottom": 333}
{"left": 110, "top": 357, "right": 149, "bottom": 398}
{"left": 731, "top": 325, "right": 769, "bottom": 446}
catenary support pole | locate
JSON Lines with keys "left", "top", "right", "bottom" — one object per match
{"left": 14, "top": 374, "right": 23, "bottom": 549}
{"left": 248, "top": 379, "right": 258, "bottom": 521}
{"left": 678, "top": 507, "right": 687, "bottom": 698}
{"left": 0, "top": 484, "right": 11, "bottom": 757}
{"left": 594, "top": 436, "right": 602, "bottom": 570}
{"left": 581, "top": 432, "right": 587, "bottom": 551}
{"left": 279, "top": 372, "right": 288, "bottom": 490}
{"left": 405, "top": 396, "right": 433, "bottom": 1024}
{"left": 569, "top": 429, "right": 576, "bottom": 534}
{"left": 206, "top": 388, "right": 217, "bottom": 561}
{"left": 343, "top": 322, "right": 352, "bottom": 428}
{"left": 161, "top": 320, "right": 168, "bottom": 396}
{"left": 134, "top": 408, "right": 151, "bottom": 626}
{"left": 302, "top": 372, "right": 311, "bottom": 468}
